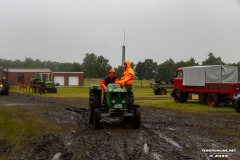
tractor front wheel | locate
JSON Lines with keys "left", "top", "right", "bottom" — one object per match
{"left": 127, "top": 91, "right": 134, "bottom": 110}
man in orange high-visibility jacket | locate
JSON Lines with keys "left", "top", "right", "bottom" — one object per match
{"left": 100, "top": 69, "right": 119, "bottom": 92}
{"left": 100, "top": 69, "right": 119, "bottom": 105}
{"left": 118, "top": 60, "right": 135, "bottom": 87}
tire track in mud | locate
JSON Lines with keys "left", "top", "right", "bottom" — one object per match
{"left": 140, "top": 123, "right": 193, "bottom": 160}
{"left": 64, "top": 106, "right": 156, "bottom": 159}
{"left": 65, "top": 106, "right": 194, "bottom": 160}
{"left": 63, "top": 106, "right": 224, "bottom": 160}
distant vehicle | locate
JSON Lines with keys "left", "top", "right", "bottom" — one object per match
{"left": 0, "top": 67, "right": 9, "bottom": 95}
{"left": 30, "top": 73, "right": 57, "bottom": 93}
{"left": 150, "top": 79, "right": 173, "bottom": 95}
{"left": 171, "top": 65, "right": 240, "bottom": 113}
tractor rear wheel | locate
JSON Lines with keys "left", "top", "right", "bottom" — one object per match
{"left": 93, "top": 108, "right": 101, "bottom": 129}
{"left": 127, "top": 91, "right": 134, "bottom": 110}
{"left": 89, "top": 89, "right": 101, "bottom": 124}
{"left": 133, "top": 108, "right": 141, "bottom": 129}
{"left": 207, "top": 93, "right": 218, "bottom": 107}
{"left": 89, "top": 90, "right": 101, "bottom": 107}
{"left": 234, "top": 97, "right": 240, "bottom": 113}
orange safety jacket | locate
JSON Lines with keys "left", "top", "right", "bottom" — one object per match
{"left": 100, "top": 76, "right": 119, "bottom": 92}
{"left": 118, "top": 60, "right": 135, "bottom": 86}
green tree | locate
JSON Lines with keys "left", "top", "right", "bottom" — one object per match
{"left": 82, "top": 53, "right": 98, "bottom": 78}
{"left": 202, "top": 52, "right": 225, "bottom": 65}
{"left": 96, "top": 55, "right": 111, "bottom": 78}
{"left": 82, "top": 53, "right": 111, "bottom": 78}
{"left": 155, "top": 58, "right": 175, "bottom": 81}
{"left": 71, "top": 62, "right": 82, "bottom": 72}
{"left": 135, "top": 59, "right": 157, "bottom": 80}
{"left": 175, "top": 57, "right": 199, "bottom": 69}
{"left": 135, "top": 62, "right": 145, "bottom": 80}
{"left": 114, "top": 65, "right": 124, "bottom": 79}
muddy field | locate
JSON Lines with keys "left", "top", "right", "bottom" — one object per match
{"left": 1, "top": 92, "right": 240, "bottom": 160}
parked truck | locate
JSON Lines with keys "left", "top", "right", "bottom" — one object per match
{"left": 171, "top": 65, "right": 240, "bottom": 113}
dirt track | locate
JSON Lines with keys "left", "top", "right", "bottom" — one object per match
{"left": 1, "top": 92, "right": 240, "bottom": 160}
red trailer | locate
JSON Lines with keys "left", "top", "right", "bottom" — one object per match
{"left": 171, "top": 65, "right": 240, "bottom": 112}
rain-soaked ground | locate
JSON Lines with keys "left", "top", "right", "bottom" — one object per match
{"left": 0, "top": 92, "right": 240, "bottom": 160}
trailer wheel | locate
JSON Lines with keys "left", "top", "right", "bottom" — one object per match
{"left": 174, "top": 89, "right": 183, "bottom": 103}
{"left": 160, "top": 89, "right": 167, "bottom": 95}
{"left": 234, "top": 97, "right": 240, "bottom": 113}
{"left": 154, "top": 89, "right": 161, "bottom": 95}
{"left": 207, "top": 93, "right": 218, "bottom": 107}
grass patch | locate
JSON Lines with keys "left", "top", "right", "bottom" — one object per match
{"left": 11, "top": 86, "right": 90, "bottom": 98}
{"left": 0, "top": 105, "right": 66, "bottom": 144}
{"left": 10, "top": 78, "right": 238, "bottom": 114}
{"left": 0, "top": 156, "right": 7, "bottom": 160}
{"left": 136, "top": 99, "right": 236, "bottom": 114}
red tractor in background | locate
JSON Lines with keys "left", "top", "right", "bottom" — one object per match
{"left": 171, "top": 65, "right": 240, "bottom": 113}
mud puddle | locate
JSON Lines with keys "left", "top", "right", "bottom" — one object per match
{"left": 1, "top": 92, "right": 240, "bottom": 160}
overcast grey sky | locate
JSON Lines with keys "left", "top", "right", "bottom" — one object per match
{"left": 1, "top": 0, "right": 240, "bottom": 67}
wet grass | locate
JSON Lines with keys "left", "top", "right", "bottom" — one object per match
{"left": 0, "top": 105, "right": 66, "bottom": 144}
{"left": 0, "top": 156, "right": 7, "bottom": 160}
{"left": 11, "top": 86, "right": 89, "bottom": 98}
{"left": 136, "top": 99, "right": 237, "bottom": 114}
{"left": 10, "top": 78, "right": 237, "bottom": 114}
{"left": 10, "top": 80, "right": 160, "bottom": 98}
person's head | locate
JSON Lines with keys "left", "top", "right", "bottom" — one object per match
{"left": 124, "top": 60, "right": 131, "bottom": 70}
{"left": 109, "top": 69, "right": 116, "bottom": 78}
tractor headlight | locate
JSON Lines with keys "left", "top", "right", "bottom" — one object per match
{"left": 121, "top": 100, "right": 126, "bottom": 104}
{"left": 111, "top": 99, "right": 116, "bottom": 103}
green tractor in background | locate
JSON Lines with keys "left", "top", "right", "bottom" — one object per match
{"left": 30, "top": 73, "right": 57, "bottom": 94}
{"left": 89, "top": 83, "right": 140, "bottom": 129}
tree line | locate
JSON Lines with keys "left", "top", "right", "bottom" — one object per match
{"left": 1, "top": 52, "right": 240, "bottom": 80}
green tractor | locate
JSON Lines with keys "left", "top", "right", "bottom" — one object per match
{"left": 30, "top": 73, "right": 57, "bottom": 93}
{"left": 89, "top": 83, "right": 140, "bottom": 129}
